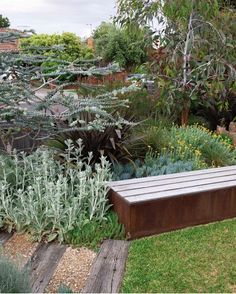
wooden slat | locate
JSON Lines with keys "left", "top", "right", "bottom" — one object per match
{"left": 0, "top": 232, "right": 13, "bottom": 245}
{"left": 121, "top": 174, "right": 236, "bottom": 198}
{"left": 109, "top": 165, "right": 236, "bottom": 187}
{"left": 83, "top": 240, "right": 130, "bottom": 293}
{"left": 112, "top": 168, "right": 236, "bottom": 192}
{"left": 127, "top": 180, "right": 236, "bottom": 203}
{"left": 26, "top": 242, "right": 66, "bottom": 293}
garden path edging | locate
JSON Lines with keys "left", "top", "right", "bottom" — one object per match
{"left": 82, "top": 239, "right": 130, "bottom": 293}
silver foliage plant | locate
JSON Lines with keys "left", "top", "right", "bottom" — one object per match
{"left": 0, "top": 31, "right": 138, "bottom": 154}
{"left": 0, "top": 139, "right": 111, "bottom": 242}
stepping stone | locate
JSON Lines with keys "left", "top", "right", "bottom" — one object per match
{"left": 25, "top": 242, "right": 66, "bottom": 293}
{"left": 83, "top": 240, "right": 130, "bottom": 293}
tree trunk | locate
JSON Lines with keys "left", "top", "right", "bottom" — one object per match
{"left": 181, "top": 10, "right": 193, "bottom": 126}
{"left": 181, "top": 101, "right": 190, "bottom": 126}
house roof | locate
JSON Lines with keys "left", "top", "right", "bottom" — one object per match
{"left": 0, "top": 28, "right": 20, "bottom": 52}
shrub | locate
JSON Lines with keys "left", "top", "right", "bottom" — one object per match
{"left": 113, "top": 124, "right": 236, "bottom": 180}
{"left": 170, "top": 126, "right": 236, "bottom": 167}
{"left": 20, "top": 32, "right": 93, "bottom": 62}
{"left": 65, "top": 211, "right": 125, "bottom": 249}
{"left": 130, "top": 119, "right": 172, "bottom": 158}
{"left": 57, "top": 284, "right": 73, "bottom": 293}
{"left": 0, "top": 140, "right": 112, "bottom": 242}
{"left": 112, "top": 152, "right": 199, "bottom": 180}
{"left": 135, "top": 123, "right": 236, "bottom": 168}
{"left": 218, "top": 133, "right": 234, "bottom": 146}
{"left": 0, "top": 255, "right": 31, "bottom": 293}
{"left": 120, "top": 90, "right": 156, "bottom": 120}
{"left": 93, "top": 22, "right": 150, "bottom": 69}
{"left": 47, "top": 122, "right": 137, "bottom": 166}
{"left": 188, "top": 114, "right": 211, "bottom": 129}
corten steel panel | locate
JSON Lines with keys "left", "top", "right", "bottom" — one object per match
{"left": 108, "top": 190, "right": 131, "bottom": 235}
{"left": 109, "top": 187, "right": 236, "bottom": 239}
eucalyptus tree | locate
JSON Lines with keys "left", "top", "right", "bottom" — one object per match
{"left": 117, "top": 0, "right": 236, "bottom": 125}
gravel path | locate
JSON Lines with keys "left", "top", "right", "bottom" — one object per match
{"left": 3, "top": 233, "right": 38, "bottom": 268}
{"left": 46, "top": 247, "right": 96, "bottom": 293}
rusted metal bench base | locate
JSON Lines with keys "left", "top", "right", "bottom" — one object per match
{"left": 109, "top": 166, "right": 236, "bottom": 239}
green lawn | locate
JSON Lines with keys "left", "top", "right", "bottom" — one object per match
{"left": 121, "top": 219, "right": 236, "bottom": 293}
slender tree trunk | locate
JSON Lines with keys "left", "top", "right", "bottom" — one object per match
{"left": 181, "top": 101, "right": 190, "bottom": 126}
{"left": 181, "top": 11, "right": 194, "bottom": 126}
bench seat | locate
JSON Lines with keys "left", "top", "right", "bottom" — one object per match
{"left": 108, "top": 165, "right": 236, "bottom": 239}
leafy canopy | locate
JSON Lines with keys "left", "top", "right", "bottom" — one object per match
{"left": 116, "top": 0, "right": 236, "bottom": 125}
{"left": 20, "top": 32, "right": 94, "bottom": 61}
{"left": 0, "top": 15, "right": 10, "bottom": 28}
{"left": 93, "top": 22, "right": 152, "bottom": 69}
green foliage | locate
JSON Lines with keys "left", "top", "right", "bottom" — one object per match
{"left": 65, "top": 212, "right": 125, "bottom": 249}
{"left": 133, "top": 122, "right": 171, "bottom": 156}
{"left": 57, "top": 284, "right": 73, "bottom": 293}
{"left": 122, "top": 218, "right": 236, "bottom": 293}
{"left": 170, "top": 125, "right": 236, "bottom": 167}
{"left": 117, "top": 0, "right": 236, "bottom": 125}
{"left": 93, "top": 22, "right": 151, "bottom": 68}
{"left": 136, "top": 123, "right": 236, "bottom": 168}
{"left": 0, "top": 140, "right": 112, "bottom": 242}
{"left": 0, "top": 255, "right": 31, "bottom": 293}
{"left": 188, "top": 115, "right": 211, "bottom": 129}
{"left": 0, "top": 153, "right": 17, "bottom": 185}
{"left": 0, "top": 15, "right": 10, "bottom": 28}
{"left": 218, "top": 133, "right": 233, "bottom": 146}
{"left": 20, "top": 32, "right": 93, "bottom": 62}
{"left": 120, "top": 89, "right": 156, "bottom": 120}
{"left": 119, "top": 123, "right": 236, "bottom": 180}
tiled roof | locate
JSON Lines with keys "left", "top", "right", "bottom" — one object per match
{"left": 0, "top": 28, "right": 20, "bottom": 52}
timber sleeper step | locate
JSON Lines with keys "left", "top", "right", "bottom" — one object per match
{"left": 25, "top": 242, "right": 66, "bottom": 293}
{"left": 0, "top": 232, "right": 13, "bottom": 245}
{"left": 83, "top": 240, "right": 130, "bottom": 293}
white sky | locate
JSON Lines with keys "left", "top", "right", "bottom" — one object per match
{"left": 1, "top": 0, "right": 116, "bottom": 37}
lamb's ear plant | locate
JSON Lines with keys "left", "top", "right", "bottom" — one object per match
{"left": 0, "top": 255, "right": 31, "bottom": 293}
{"left": 0, "top": 140, "right": 112, "bottom": 242}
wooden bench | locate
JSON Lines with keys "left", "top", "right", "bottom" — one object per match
{"left": 108, "top": 165, "right": 236, "bottom": 239}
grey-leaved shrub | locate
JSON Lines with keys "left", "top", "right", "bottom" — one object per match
{"left": 0, "top": 139, "right": 111, "bottom": 242}
{"left": 0, "top": 255, "right": 31, "bottom": 293}
{"left": 57, "top": 284, "right": 73, "bottom": 293}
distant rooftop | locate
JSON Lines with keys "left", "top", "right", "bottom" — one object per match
{"left": 0, "top": 28, "right": 20, "bottom": 52}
